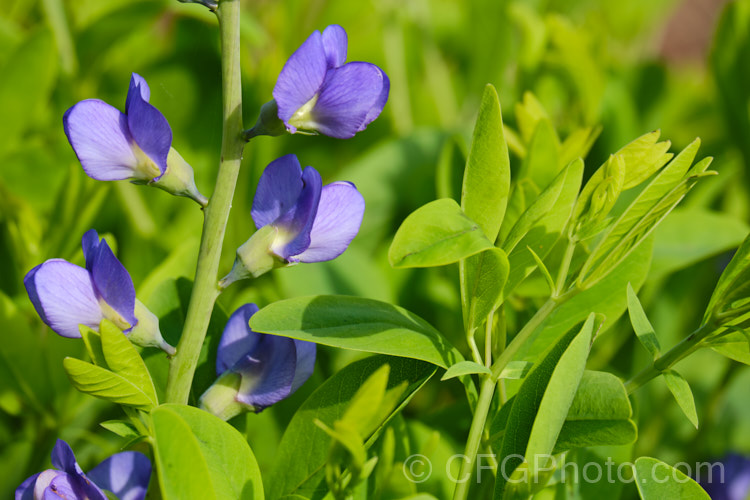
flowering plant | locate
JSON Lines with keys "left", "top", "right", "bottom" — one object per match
{"left": 3, "top": 1, "right": 750, "bottom": 500}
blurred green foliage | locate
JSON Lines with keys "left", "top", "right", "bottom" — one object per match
{"left": 1, "top": 0, "right": 750, "bottom": 497}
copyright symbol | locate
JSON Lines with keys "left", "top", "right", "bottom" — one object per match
{"left": 403, "top": 454, "right": 432, "bottom": 483}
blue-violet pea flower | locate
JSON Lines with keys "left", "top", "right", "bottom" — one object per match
{"left": 248, "top": 25, "right": 389, "bottom": 140}
{"left": 200, "top": 304, "right": 316, "bottom": 420}
{"left": 24, "top": 229, "right": 175, "bottom": 355}
{"left": 16, "top": 439, "right": 151, "bottom": 500}
{"left": 63, "top": 73, "right": 207, "bottom": 206}
{"left": 220, "top": 154, "right": 365, "bottom": 286}
{"left": 699, "top": 453, "right": 750, "bottom": 500}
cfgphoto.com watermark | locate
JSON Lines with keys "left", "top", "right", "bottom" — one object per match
{"left": 402, "top": 453, "right": 725, "bottom": 485}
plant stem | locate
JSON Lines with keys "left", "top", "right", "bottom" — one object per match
{"left": 554, "top": 238, "right": 576, "bottom": 297}
{"left": 485, "top": 310, "right": 494, "bottom": 369}
{"left": 452, "top": 291, "right": 575, "bottom": 500}
{"left": 453, "top": 376, "right": 497, "bottom": 500}
{"left": 624, "top": 322, "right": 715, "bottom": 394}
{"left": 490, "top": 290, "right": 577, "bottom": 379}
{"left": 165, "top": 0, "right": 244, "bottom": 405}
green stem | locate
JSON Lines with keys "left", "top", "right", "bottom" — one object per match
{"left": 484, "top": 310, "right": 494, "bottom": 369}
{"left": 453, "top": 376, "right": 497, "bottom": 500}
{"left": 452, "top": 291, "right": 575, "bottom": 500}
{"left": 490, "top": 290, "right": 577, "bottom": 379}
{"left": 554, "top": 238, "right": 576, "bottom": 297}
{"left": 165, "top": 0, "right": 244, "bottom": 405}
{"left": 624, "top": 322, "right": 715, "bottom": 394}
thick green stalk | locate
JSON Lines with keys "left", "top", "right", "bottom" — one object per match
{"left": 165, "top": 0, "right": 244, "bottom": 404}
{"left": 453, "top": 376, "right": 497, "bottom": 500}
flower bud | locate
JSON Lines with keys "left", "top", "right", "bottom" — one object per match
{"left": 199, "top": 371, "right": 246, "bottom": 421}
{"left": 244, "top": 100, "right": 288, "bottom": 140}
{"left": 219, "top": 225, "right": 284, "bottom": 288}
{"left": 151, "top": 147, "right": 208, "bottom": 207}
{"left": 128, "top": 299, "right": 176, "bottom": 355}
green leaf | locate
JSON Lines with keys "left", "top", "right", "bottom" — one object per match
{"left": 579, "top": 139, "right": 704, "bottom": 287}
{"left": 627, "top": 283, "right": 661, "bottom": 359}
{"left": 554, "top": 371, "right": 637, "bottom": 451}
{"left": 517, "top": 237, "right": 653, "bottom": 362}
{"left": 79, "top": 325, "right": 106, "bottom": 366}
{"left": 100, "top": 420, "right": 140, "bottom": 439}
{"left": 703, "top": 232, "right": 750, "bottom": 323}
{"left": 498, "top": 361, "right": 533, "bottom": 380}
{"left": 268, "top": 355, "right": 436, "bottom": 500}
{"left": 650, "top": 209, "right": 748, "bottom": 281}
{"left": 634, "top": 457, "right": 710, "bottom": 499}
{"left": 663, "top": 370, "right": 699, "bottom": 428}
{"left": 503, "top": 159, "right": 583, "bottom": 297}
{"left": 441, "top": 361, "right": 491, "bottom": 380}
{"left": 709, "top": 330, "right": 750, "bottom": 365}
{"left": 491, "top": 371, "right": 636, "bottom": 453}
{"left": 250, "top": 295, "right": 462, "bottom": 369}
{"left": 461, "top": 247, "right": 510, "bottom": 333}
{"left": 519, "top": 118, "right": 559, "bottom": 190}
{"left": 389, "top": 198, "right": 493, "bottom": 268}
{"left": 62, "top": 358, "right": 155, "bottom": 410}
{"left": 494, "top": 314, "right": 596, "bottom": 499}
{"left": 100, "top": 320, "right": 158, "bottom": 406}
{"left": 151, "top": 404, "right": 264, "bottom": 500}
{"left": 461, "top": 84, "right": 511, "bottom": 243}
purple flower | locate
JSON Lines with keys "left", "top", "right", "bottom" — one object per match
{"left": 63, "top": 73, "right": 207, "bottom": 206}
{"left": 700, "top": 453, "right": 750, "bottom": 500}
{"left": 220, "top": 154, "right": 365, "bottom": 285}
{"left": 24, "top": 229, "right": 174, "bottom": 354}
{"left": 271, "top": 24, "right": 389, "bottom": 139}
{"left": 200, "top": 304, "right": 316, "bottom": 419}
{"left": 15, "top": 439, "right": 151, "bottom": 500}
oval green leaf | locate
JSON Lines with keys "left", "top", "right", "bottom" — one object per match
{"left": 151, "top": 404, "right": 264, "bottom": 500}
{"left": 389, "top": 198, "right": 492, "bottom": 268}
{"left": 634, "top": 457, "right": 710, "bottom": 500}
{"left": 250, "top": 295, "right": 462, "bottom": 369}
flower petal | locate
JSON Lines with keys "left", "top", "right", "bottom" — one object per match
{"left": 51, "top": 440, "right": 82, "bottom": 475}
{"left": 358, "top": 70, "right": 390, "bottom": 131}
{"left": 235, "top": 334, "right": 297, "bottom": 411}
{"left": 44, "top": 473, "right": 107, "bottom": 500}
{"left": 272, "top": 166, "right": 322, "bottom": 260}
{"left": 63, "top": 99, "right": 139, "bottom": 181}
{"left": 81, "top": 229, "right": 99, "bottom": 267}
{"left": 294, "top": 181, "right": 365, "bottom": 263}
{"left": 85, "top": 235, "right": 137, "bottom": 329}
{"left": 310, "top": 62, "right": 386, "bottom": 139}
{"left": 251, "top": 154, "right": 304, "bottom": 230}
{"left": 87, "top": 451, "right": 152, "bottom": 500}
{"left": 321, "top": 25, "right": 348, "bottom": 68}
{"left": 273, "top": 30, "right": 328, "bottom": 127}
{"left": 216, "top": 304, "right": 261, "bottom": 376}
{"left": 24, "top": 261, "right": 103, "bottom": 338}
{"left": 290, "top": 340, "right": 316, "bottom": 393}
{"left": 14, "top": 472, "right": 40, "bottom": 500}
{"left": 126, "top": 83, "right": 171, "bottom": 179}
{"left": 126, "top": 73, "right": 151, "bottom": 110}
